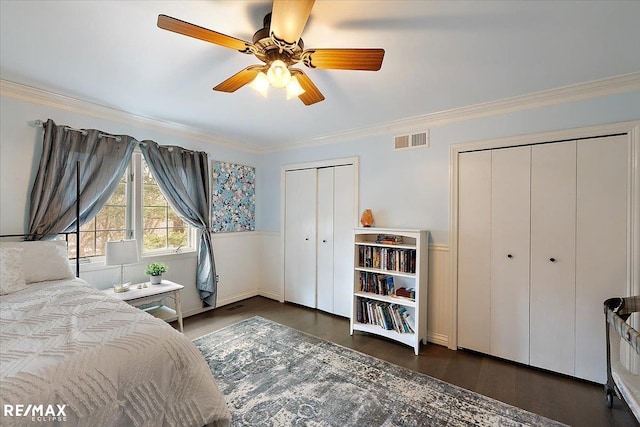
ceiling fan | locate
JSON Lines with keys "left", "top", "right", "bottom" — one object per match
{"left": 157, "top": 0, "right": 385, "bottom": 106}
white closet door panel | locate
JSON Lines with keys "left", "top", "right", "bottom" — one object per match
{"left": 576, "top": 135, "right": 629, "bottom": 383}
{"left": 316, "top": 167, "right": 335, "bottom": 313}
{"left": 333, "top": 165, "right": 356, "bottom": 318}
{"left": 490, "top": 146, "right": 531, "bottom": 364}
{"left": 457, "top": 151, "right": 492, "bottom": 354}
{"left": 284, "top": 169, "right": 317, "bottom": 308}
{"left": 530, "top": 141, "right": 576, "bottom": 376}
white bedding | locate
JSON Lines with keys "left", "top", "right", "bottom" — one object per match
{"left": 0, "top": 278, "right": 230, "bottom": 426}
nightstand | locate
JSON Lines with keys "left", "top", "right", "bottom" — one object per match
{"left": 104, "top": 280, "right": 184, "bottom": 332}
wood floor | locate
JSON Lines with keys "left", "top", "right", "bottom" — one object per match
{"left": 179, "top": 296, "right": 636, "bottom": 427}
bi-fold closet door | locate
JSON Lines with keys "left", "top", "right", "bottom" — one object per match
{"left": 457, "top": 135, "right": 628, "bottom": 383}
{"left": 529, "top": 142, "right": 577, "bottom": 376}
{"left": 284, "top": 168, "right": 318, "bottom": 309}
{"left": 284, "top": 164, "right": 355, "bottom": 317}
{"left": 490, "top": 146, "right": 531, "bottom": 365}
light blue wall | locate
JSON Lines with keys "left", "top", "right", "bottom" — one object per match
{"left": 3, "top": 90, "right": 639, "bottom": 245}
{"left": 258, "top": 90, "right": 640, "bottom": 244}
{"left": 0, "top": 95, "right": 259, "bottom": 233}
{"left": 0, "top": 94, "right": 262, "bottom": 311}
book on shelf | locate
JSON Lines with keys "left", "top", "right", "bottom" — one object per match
{"left": 397, "top": 306, "right": 415, "bottom": 333}
{"left": 373, "top": 248, "right": 380, "bottom": 269}
{"left": 385, "top": 276, "right": 394, "bottom": 295}
{"left": 356, "top": 297, "right": 415, "bottom": 334}
{"left": 395, "top": 287, "right": 415, "bottom": 300}
{"left": 375, "top": 234, "right": 403, "bottom": 244}
{"left": 358, "top": 246, "right": 416, "bottom": 274}
{"left": 358, "top": 272, "right": 395, "bottom": 296}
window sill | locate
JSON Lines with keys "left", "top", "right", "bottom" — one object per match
{"left": 72, "top": 250, "right": 197, "bottom": 273}
{"left": 140, "top": 250, "right": 197, "bottom": 262}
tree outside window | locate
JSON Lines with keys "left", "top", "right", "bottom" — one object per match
{"left": 142, "top": 160, "right": 188, "bottom": 252}
{"left": 68, "top": 154, "right": 191, "bottom": 259}
{"left": 68, "top": 174, "right": 129, "bottom": 258}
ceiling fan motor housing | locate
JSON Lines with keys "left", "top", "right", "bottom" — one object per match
{"left": 252, "top": 13, "right": 304, "bottom": 66}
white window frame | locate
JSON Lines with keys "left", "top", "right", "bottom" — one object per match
{"left": 132, "top": 151, "right": 197, "bottom": 257}
{"left": 73, "top": 151, "right": 197, "bottom": 263}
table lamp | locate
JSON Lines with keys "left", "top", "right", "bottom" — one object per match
{"left": 105, "top": 239, "right": 139, "bottom": 292}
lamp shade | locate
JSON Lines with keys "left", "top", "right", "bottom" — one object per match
{"left": 105, "top": 240, "right": 139, "bottom": 266}
{"left": 267, "top": 59, "right": 291, "bottom": 88}
{"left": 249, "top": 71, "right": 269, "bottom": 97}
{"left": 285, "top": 76, "right": 305, "bottom": 99}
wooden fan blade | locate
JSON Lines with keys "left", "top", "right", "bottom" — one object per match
{"left": 157, "top": 14, "right": 253, "bottom": 53}
{"left": 302, "top": 48, "right": 385, "bottom": 71}
{"left": 213, "top": 66, "right": 263, "bottom": 92}
{"left": 270, "top": 0, "right": 315, "bottom": 48}
{"left": 291, "top": 69, "right": 325, "bottom": 105}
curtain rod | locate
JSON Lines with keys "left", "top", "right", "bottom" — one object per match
{"left": 33, "top": 119, "right": 122, "bottom": 142}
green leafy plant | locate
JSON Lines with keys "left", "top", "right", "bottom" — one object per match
{"left": 145, "top": 262, "right": 167, "bottom": 276}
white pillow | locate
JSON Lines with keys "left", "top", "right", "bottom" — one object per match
{"left": 0, "top": 247, "right": 27, "bottom": 295}
{"left": 0, "top": 240, "right": 75, "bottom": 283}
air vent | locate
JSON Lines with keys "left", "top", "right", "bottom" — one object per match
{"left": 226, "top": 304, "right": 244, "bottom": 311}
{"left": 394, "top": 135, "right": 410, "bottom": 150}
{"left": 394, "top": 130, "right": 430, "bottom": 150}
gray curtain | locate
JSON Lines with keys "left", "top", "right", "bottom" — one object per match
{"left": 29, "top": 119, "right": 136, "bottom": 238}
{"left": 140, "top": 140, "right": 218, "bottom": 307}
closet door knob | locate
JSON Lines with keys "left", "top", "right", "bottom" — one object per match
{"left": 305, "top": 238, "right": 309, "bottom": 241}
{"left": 507, "top": 254, "right": 513, "bottom": 259}
{"left": 322, "top": 239, "right": 327, "bottom": 243}
{"left": 549, "top": 257, "right": 556, "bottom": 263}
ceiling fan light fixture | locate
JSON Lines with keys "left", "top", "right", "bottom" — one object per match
{"left": 158, "top": 1, "right": 385, "bottom": 106}
{"left": 249, "top": 71, "right": 269, "bottom": 97}
{"left": 285, "top": 76, "right": 305, "bottom": 99}
{"left": 267, "top": 59, "right": 291, "bottom": 88}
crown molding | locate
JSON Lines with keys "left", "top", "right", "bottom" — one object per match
{"left": 3, "top": 72, "right": 639, "bottom": 155}
{"left": 263, "top": 71, "right": 640, "bottom": 153}
{"left": 0, "top": 79, "right": 261, "bottom": 154}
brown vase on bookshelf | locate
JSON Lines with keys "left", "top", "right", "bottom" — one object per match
{"left": 360, "top": 209, "right": 374, "bottom": 227}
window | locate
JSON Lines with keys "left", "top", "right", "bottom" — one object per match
{"left": 68, "top": 173, "right": 131, "bottom": 259}
{"left": 68, "top": 152, "right": 192, "bottom": 259}
{"left": 142, "top": 161, "right": 189, "bottom": 252}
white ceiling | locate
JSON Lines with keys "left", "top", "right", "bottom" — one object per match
{"left": 1, "top": 1, "right": 639, "bottom": 151}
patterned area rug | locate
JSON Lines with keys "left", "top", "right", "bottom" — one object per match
{"left": 194, "top": 316, "right": 566, "bottom": 427}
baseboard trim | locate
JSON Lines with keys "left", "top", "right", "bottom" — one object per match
{"left": 182, "top": 305, "right": 215, "bottom": 319}
{"left": 257, "top": 289, "right": 281, "bottom": 301}
{"left": 427, "top": 332, "right": 449, "bottom": 347}
{"left": 187, "top": 291, "right": 449, "bottom": 348}
{"left": 216, "top": 291, "right": 260, "bottom": 308}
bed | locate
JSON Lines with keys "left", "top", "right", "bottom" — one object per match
{"left": 604, "top": 296, "right": 640, "bottom": 422}
{"left": 0, "top": 240, "right": 231, "bottom": 426}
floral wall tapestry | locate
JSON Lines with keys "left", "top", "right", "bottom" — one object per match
{"left": 211, "top": 161, "right": 255, "bottom": 232}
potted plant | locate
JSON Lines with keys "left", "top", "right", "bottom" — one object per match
{"left": 145, "top": 262, "right": 167, "bottom": 285}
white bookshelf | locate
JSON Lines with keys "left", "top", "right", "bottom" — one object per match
{"left": 351, "top": 228, "right": 428, "bottom": 355}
